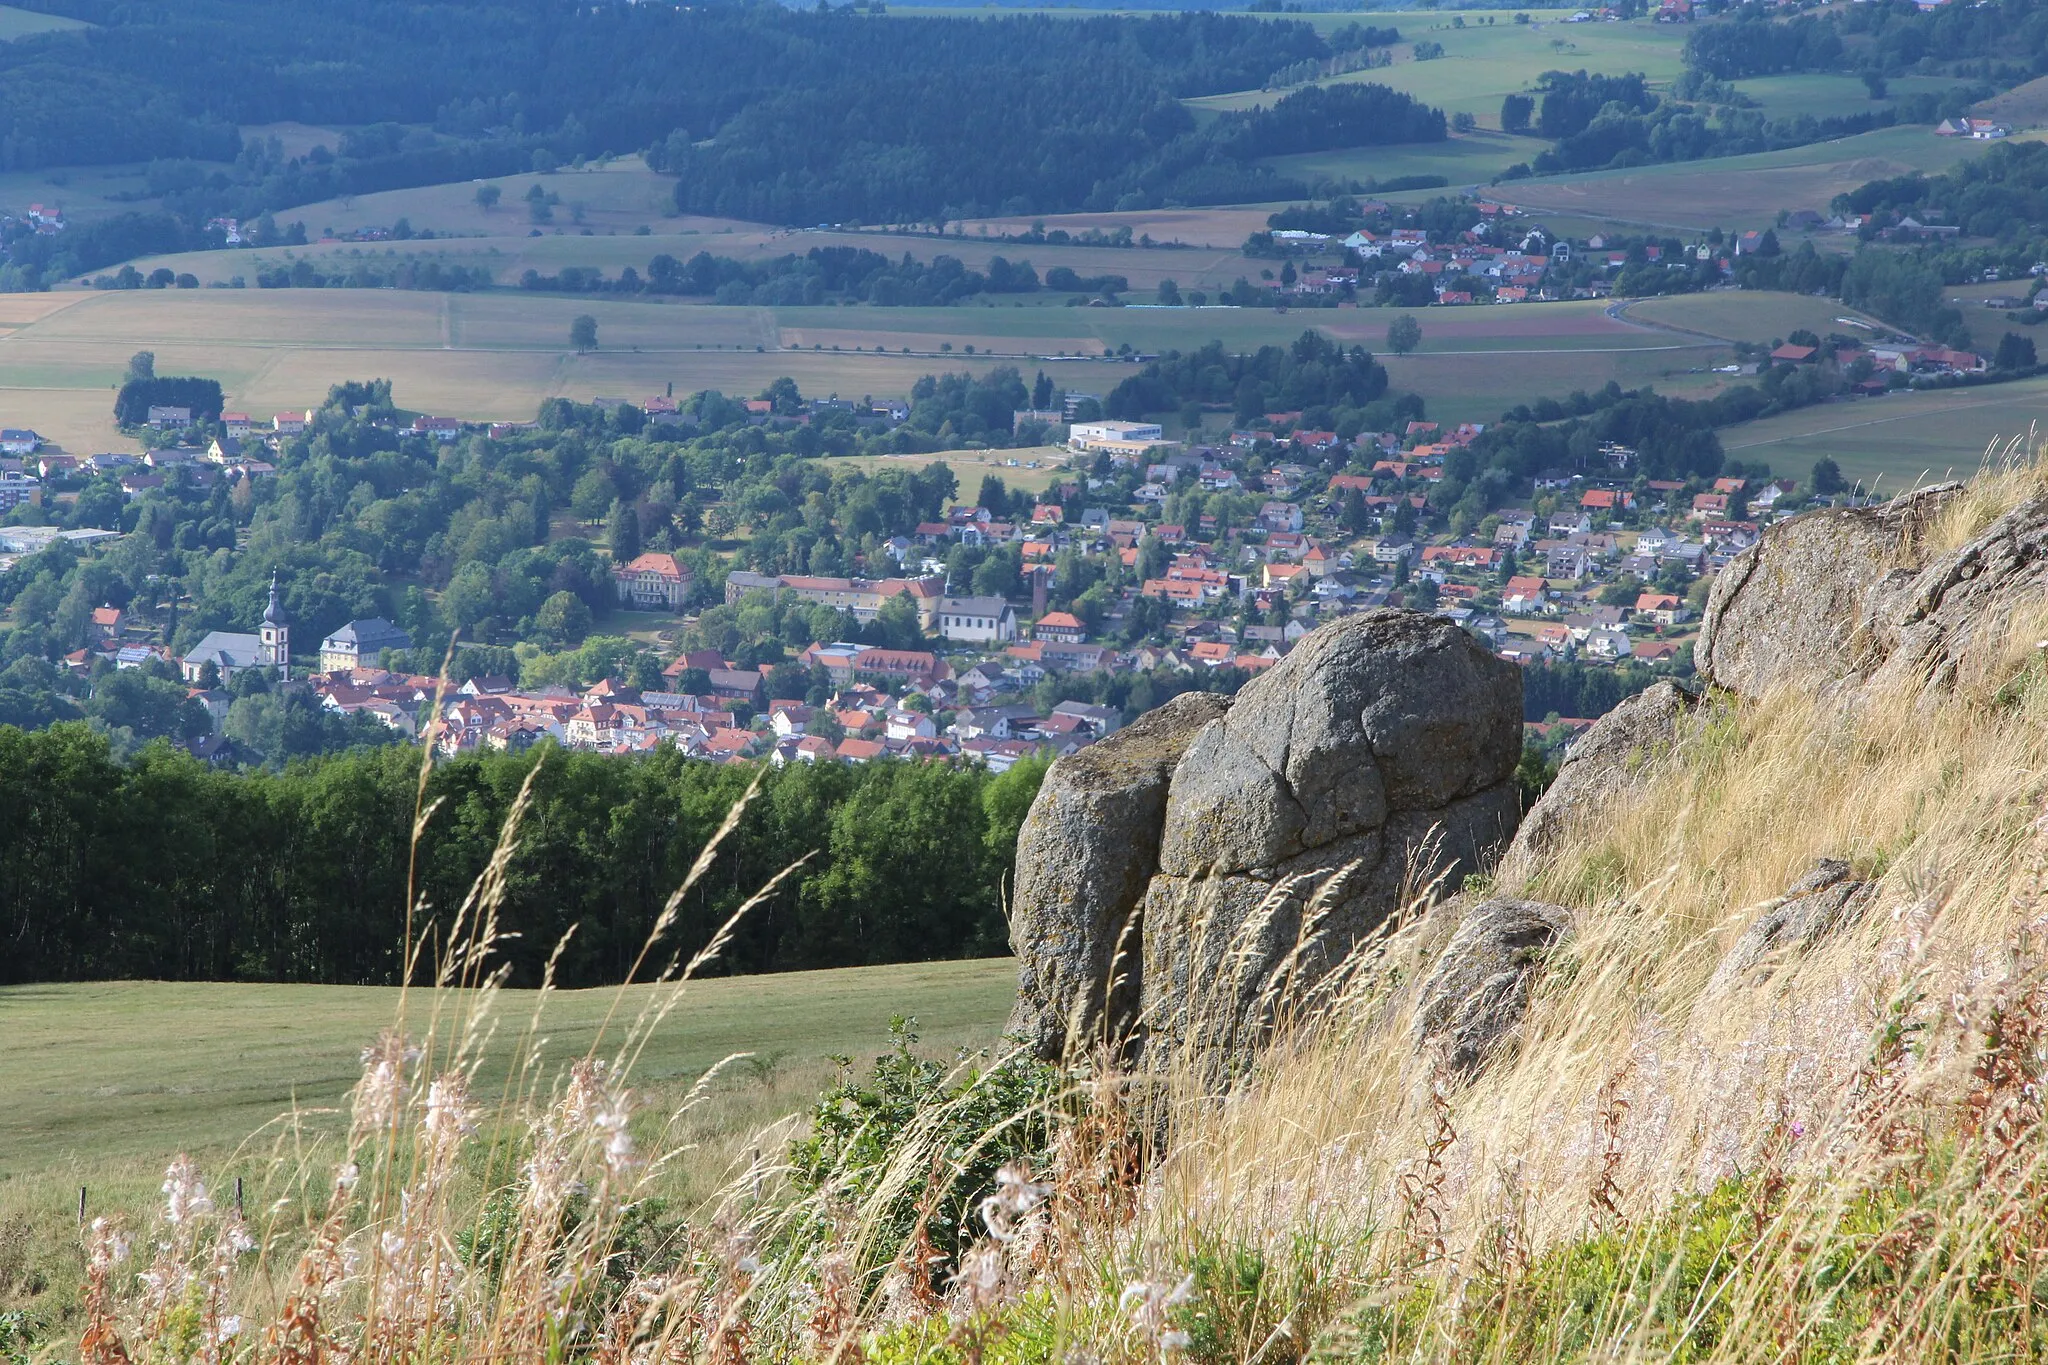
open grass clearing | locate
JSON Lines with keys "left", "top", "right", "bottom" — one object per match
{"left": 828, "top": 446, "right": 1073, "bottom": 496}
{"left": 1718, "top": 377, "right": 2048, "bottom": 486}
{"left": 0, "top": 3, "right": 86, "bottom": 39}
{"left": 0, "top": 162, "right": 155, "bottom": 224}
{"left": 283, "top": 156, "right": 737, "bottom": 239}
{"left": 1975, "top": 73, "right": 2048, "bottom": 129}
{"left": 1503, "top": 125, "right": 2014, "bottom": 232}
{"left": 1264, "top": 130, "right": 1537, "bottom": 191}
{"left": 1618, "top": 291, "right": 1891, "bottom": 344}
{"left": 1735, "top": 71, "right": 1968, "bottom": 122}
{"left": 1186, "top": 13, "right": 1689, "bottom": 130}
{"left": 0, "top": 959, "right": 1015, "bottom": 1182}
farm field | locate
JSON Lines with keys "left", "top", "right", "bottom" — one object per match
{"left": 1186, "top": 13, "right": 1690, "bottom": 130}
{"left": 1718, "top": 377, "right": 2048, "bottom": 486}
{"left": 0, "top": 3, "right": 86, "bottom": 39}
{"left": 124, "top": 227, "right": 1260, "bottom": 296}
{"left": 1502, "top": 126, "right": 2013, "bottom": 232}
{"left": 1262, "top": 131, "right": 1535, "bottom": 193}
{"left": 0, "top": 958, "right": 1015, "bottom": 1181}
{"left": 0, "top": 289, "right": 1739, "bottom": 449}
{"left": 284, "top": 155, "right": 717, "bottom": 238}
{"left": 1618, "top": 291, "right": 1890, "bottom": 344}
{"left": 1974, "top": 73, "right": 2048, "bottom": 129}
{"left": 952, "top": 204, "right": 1285, "bottom": 249}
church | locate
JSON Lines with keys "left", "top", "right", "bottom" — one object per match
{"left": 179, "top": 571, "right": 292, "bottom": 683}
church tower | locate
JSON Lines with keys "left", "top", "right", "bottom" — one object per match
{"left": 260, "top": 569, "right": 290, "bottom": 680}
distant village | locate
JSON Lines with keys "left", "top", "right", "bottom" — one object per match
{"left": 0, "top": 362, "right": 1874, "bottom": 769}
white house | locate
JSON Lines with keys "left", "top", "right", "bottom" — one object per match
{"left": 612, "top": 552, "right": 692, "bottom": 610}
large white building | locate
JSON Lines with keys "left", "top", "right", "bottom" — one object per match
{"left": 1068, "top": 420, "right": 1173, "bottom": 458}
{"left": 935, "top": 595, "right": 1017, "bottom": 643}
{"left": 319, "top": 617, "right": 413, "bottom": 673}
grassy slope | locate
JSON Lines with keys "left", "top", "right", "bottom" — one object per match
{"left": 1500, "top": 124, "right": 2016, "bottom": 232}
{"left": 0, "top": 960, "right": 1015, "bottom": 1180}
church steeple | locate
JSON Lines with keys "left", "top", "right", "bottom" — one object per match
{"left": 259, "top": 568, "right": 290, "bottom": 679}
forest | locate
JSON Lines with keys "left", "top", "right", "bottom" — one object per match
{"left": 0, "top": 2, "right": 1422, "bottom": 242}
{"left": 0, "top": 722, "right": 1046, "bottom": 987}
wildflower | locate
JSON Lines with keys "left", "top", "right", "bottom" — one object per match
{"left": 225, "top": 1220, "right": 257, "bottom": 1255}
{"left": 594, "top": 1105, "right": 637, "bottom": 1173}
{"left": 424, "top": 1075, "right": 476, "bottom": 1151}
{"left": 215, "top": 1315, "right": 244, "bottom": 1342}
{"left": 1120, "top": 1275, "right": 1194, "bottom": 1341}
{"left": 381, "top": 1230, "right": 407, "bottom": 1259}
{"left": 978, "top": 1163, "right": 1052, "bottom": 1242}
{"left": 334, "top": 1162, "right": 360, "bottom": 1192}
{"left": 163, "top": 1155, "right": 214, "bottom": 1225}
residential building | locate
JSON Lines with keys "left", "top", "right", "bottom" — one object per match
{"left": 1032, "top": 611, "right": 1087, "bottom": 644}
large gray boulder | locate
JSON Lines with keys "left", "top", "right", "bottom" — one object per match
{"left": 1499, "top": 681, "right": 1699, "bottom": 878}
{"left": 1691, "top": 482, "right": 2048, "bottom": 702}
{"left": 1006, "top": 609, "right": 1524, "bottom": 1066}
{"left": 1695, "top": 484, "right": 1956, "bottom": 697}
{"left": 1412, "top": 898, "right": 1573, "bottom": 1078}
{"left": 1005, "top": 691, "right": 1232, "bottom": 1058}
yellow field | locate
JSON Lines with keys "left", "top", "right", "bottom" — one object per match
{"left": 0, "top": 286, "right": 1752, "bottom": 453}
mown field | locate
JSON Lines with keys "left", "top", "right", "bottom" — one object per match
{"left": 1501, "top": 125, "right": 2016, "bottom": 232}
{"left": 0, "top": 960, "right": 1015, "bottom": 1182}
{"left": 1619, "top": 291, "right": 1889, "bottom": 343}
{"left": 0, "top": 289, "right": 1731, "bottom": 451}
{"left": 1719, "top": 377, "right": 2048, "bottom": 486}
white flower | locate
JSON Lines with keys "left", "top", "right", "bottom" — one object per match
{"left": 215, "top": 1315, "right": 244, "bottom": 1342}
{"left": 226, "top": 1220, "right": 258, "bottom": 1255}
{"left": 162, "top": 1155, "right": 213, "bottom": 1225}
{"left": 979, "top": 1163, "right": 1052, "bottom": 1241}
{"left": 381, "top": 1230, "right": 407, "bottom": 1259}
{"left": 334, "top": 1162, "right": 360, "bottom": 1192}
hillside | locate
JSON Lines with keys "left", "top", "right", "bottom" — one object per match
{"left": 21, "top": 464, "right": 2048, "bottom": 1363}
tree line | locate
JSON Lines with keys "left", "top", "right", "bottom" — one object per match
{"left": 0, "top": 723, "right": 1047, "bottom": 987}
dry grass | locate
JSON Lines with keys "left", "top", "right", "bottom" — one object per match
{"left": 51, "top": 461, "right": 2048, "bottom": 1364}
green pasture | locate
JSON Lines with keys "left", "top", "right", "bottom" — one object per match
{"left": 1619, "top": 291, "right": 1891, "bottom": 344}
{"left": 1504, "top": 125, "right": 2007, "bottom": 232}
{"left": 1718, "top": 378, "right": 2048, "bottom": 486}
{"left": 1264, "top": 131, "right": 1536, "bottom": 192}
{"left": 0, "top": 960, "right": 1015, "bottom": 1180}
{"left": 1187, "top": 13, "right": 1688, "bottom": 130}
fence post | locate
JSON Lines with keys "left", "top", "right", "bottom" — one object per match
{"left": 78, "top": 1186, "right": 86, "bottom": 1226}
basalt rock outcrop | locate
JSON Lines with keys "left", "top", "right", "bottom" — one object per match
{"left": 1700, "top": 482, "right": 2048, "bottom": 701}
{"left": 1412, "top": 898, "right": 1574, "bottom": 1078}
{"left": 1005, "top": 691, "right": 1232, "bottom": 1057}
{"left": 1707, "top": 858, "right": 1875, "bottom": 993}
{"left": 1007, "top": 609, "right": 1523, "bottom": 1065}
{"left": 1499, "top": 680, "right": 1699, "bottom": 879}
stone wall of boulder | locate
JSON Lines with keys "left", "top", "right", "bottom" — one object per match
{"left": 1006, "top": 609, "right": 1523, "bottom": 1066}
